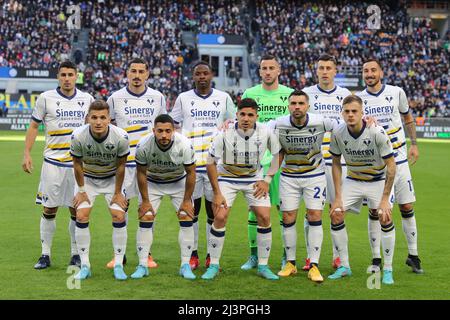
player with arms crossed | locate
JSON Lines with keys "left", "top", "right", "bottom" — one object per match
{"left": 105, "top": 58, "right": 166, "bottom": 269}
{"left": 22, "top": 60, "right": 94, "bottom": 269}
{"left": 240, "top": 55, "right": 294, "bottom": 270}
{"left": 302, "top": 54, "right": 351, "bottom": 271}
{"left": 268, "top": 90, "right": 338, "bottom": 282}
{"left": 131, "top": 114, "right": 197, "bottom": 280}
{"left": 202, "top": 98, "right": 281, "bottom": 281}
{"left": 328, "top": 95, "right": 397, "bottom": 284}
{"left": 70, "top": 100, "right": 130, "bottom": 281}
{"left": 358, "top": 59, "right": 422, "bottom": 274}
{"left": 170, "top": 61, "right": 235, "bottom": 270}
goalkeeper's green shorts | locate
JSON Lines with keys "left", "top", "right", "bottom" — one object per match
{"left": 263, "top": 163, "right": 281, "bottom": 206}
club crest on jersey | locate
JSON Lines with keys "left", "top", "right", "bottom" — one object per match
{"left": 385, "top": 96, "right": 393, "bottom": 103}
{"left": 314, "top": 94, "right": 319, "bottom": 100}
{"left": 280, "top": 96, "right": 288, "bottom": 103}
{"left": 147, "top": 98, "right": 154, "bottom": 105}
{"left": 87, "top": 143, "right": 92, "bottom": 150}
{"left": 56, "top": 101, "right": 60, "bottom": 106}
{"left": 364, "top": 100, "right": 368, "bottom": 105}
{"left": 78, "top": 102, "right": 85, "bottom": 107}
{"left": 344, "top": 140, "right": 349, "bottom": 146}
{"left": 336, "top": 96, "right": 343, "bottom": 102}
{"left": 213, "top": 101, "right": 220, "bottom": 108}
{"left": 124, "top": 99, "right": 128, "bottom": 104}
{"left": 105, "top": 143, "right": 115, "bottom": 151}
{"left": 152, "top": 153, "right": 157, "bottom": 158}
{"left": 285, "top": 129, "right": 290, "bottom": 135}
{"left": 363, "top": 138, "right": 371, "bottom": 146}
{"left": 191, "top": 101, "right": 195, "bottom": 106}
{"left": 308, "top": 128, "right": 317, "bottom": 135}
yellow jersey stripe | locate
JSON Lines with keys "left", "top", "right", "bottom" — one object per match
{"left": 48, "top": 143, "right": 71, "bottom": 149}
{"left": 187, "top": 131, "right": 208, "bottom": 138}
{"left": 48, "top": 129, "right": 73, "bottom": 136}
{"left": 387, "top": 127, "right": 401, "bottom": 135}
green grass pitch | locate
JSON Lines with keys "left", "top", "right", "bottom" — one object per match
{"left": 0, "top": 130, "right": 449, "bottom": 300}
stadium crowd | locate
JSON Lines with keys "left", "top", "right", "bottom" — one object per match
{"left": 253, "top": 0, "right": 449, "bottom": 117}
{"left": 0, "top": 0, "right": 448, "bottom": 116}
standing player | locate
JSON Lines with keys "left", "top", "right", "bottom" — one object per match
{"left": 202, "top": 98, "right": 281, "bottom": 280}
{"left": 105, "top": 58, "right": 166, "bottom": 269}
{"left": 328, "top": 95, "right": 397, "bottom": 284}
{"left": 22, "top": 60, "right": 94, "bottom": 269}
{"left": 302, "top": 54, "right": 351, "bottom": 271}
{"left": 131, "top": 114, "right": 197, "bottom": 280}
{"left": 240, "top": 55, "right": 294, "bottom": 270}
{"left": 170, "top": 61, "right": 235, "bottom": 270}
{"left": 357, "top": 59, "right": 423, "bottom": 274}
{"left": 268, "top": 90, "right": 337, "bottom": 282}
{"left": 70, "top": 100, "right": 130, "bottom": 280}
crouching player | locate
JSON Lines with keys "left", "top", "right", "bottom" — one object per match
{"left": 202, "top": 98, "right": 281, "bottom": 280}
{"left": 328, "top": 95, "right": 397, "bottom": 284}
{"left": 70, "top": 100, "right": 130, "bottom": 280}
{"left": 132, "top": 114, "right": 197, "bottom": 280}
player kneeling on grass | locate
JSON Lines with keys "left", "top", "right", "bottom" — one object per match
{"left": 132, "top": 114, "right": 197, "bottom": 280}
{"left": 202, "top": 98, "right": 281, "bottom": 281}
{"left": 328, "top": 95, "right": 397, "bottom": 285}
{"left": 70, "top": 100, "right": 130, "bottom": 281}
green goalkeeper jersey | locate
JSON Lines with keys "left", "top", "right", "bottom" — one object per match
{"left": 242, "top": 84, "right": 294, "bottom": 165}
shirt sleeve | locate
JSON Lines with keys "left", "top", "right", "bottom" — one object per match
{"left": 376, "top": 128, "right": 394, "bottom": 159}
{"left": 70, "top": 134, "right": 83, "bottom": 158}
{"left": 324, "top": 118, "right": 340, "bottom": 132}
{"left": 183, "top": 141, "right": 196, "bottom": 166}
{"left": 134, "top": 140, "right": 147, "bottom": 166}
{"left": 268, "top": 128, "right": 281, "bottom": 155}
{"left": 31, "top": 94, "right": 46, "bottom": 123}
{"left": 118, "top": 132, "right": 130, "bottom": 158}
{"left": 329, "top": 131, "right": 342, "bottom": 156}
{"left": 225, "top": 94, "right": 236, "bottom": 120}
{"left": 398, "top": 87, "right": 410, "bottom": 114}
{"left": 106, "top": 96, "right": 115, "bottom": 121}
{"left": 169, "top": 95, "right": 183, "bottom": 124}
{"left": 159, "top": 94, "right": 167, "bottom": 115}
{"left": 209, "top": 132, "right": 224, "bottom": 161}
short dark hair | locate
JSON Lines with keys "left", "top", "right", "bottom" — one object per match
{"left": 154, "top": 114, "right": 174, "bottom": 127}
{"left": 363, "top": 58, "right": 383, "bottom": 70}
{"left": 259, "top": 54, "right": 278, "bottom": 66}
{"left": 128, "top": 58, "right": 149, "bottom": 70}
{"left": 58, "top": 60, "right": 77, "bottom": 72}
{"left": 342, "top": 95, "right": 363, "bottom": 107}
{"left": 88, "top": 100, "right": 110, "bottom": 113}
{"left": 289, "top": 90, "right": 309, "bottom": 101}
{"left": 192, "top": 60, "right": 212, "bottom": 71}
{"left": 238, "top": 98, "right": 258, "bottom": 111}
{"left": 317, "top": 54, "right": 338, "bottom": 65}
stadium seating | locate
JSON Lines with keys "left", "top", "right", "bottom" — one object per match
{"left": 0, "top": 0, "right": 448, "bottom": 115}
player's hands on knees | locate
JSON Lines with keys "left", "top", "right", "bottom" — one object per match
{"left": 22, "top": 154, "right": 33, "bottom": 173}
{"left": 253, "top": 180, "right": 269, "bottom": 199}
{"left": 378, "top": 200, "right": 392, "bottom": 224}
{"left": 73, "top": 192, "right": 90, "bottom": 209}
{"left": 212, "top": 193, "right": 228, "bottom": 211}
{"left": 138, "top": 200, "right": 155, "bottom": 219}
{"left": 178, "top": 199, "right": 194, "bottom": 219}
{"left": 111, "top": 193, "right": 128, "bottom": 210}
{"left": 330, "top": 199, "right": 344, "bottom": 218}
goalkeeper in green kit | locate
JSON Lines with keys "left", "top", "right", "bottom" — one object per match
{"left": 240, "top": 55, "right": 294, "bottom": 270}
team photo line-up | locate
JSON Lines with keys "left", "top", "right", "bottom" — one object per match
{"left": 22, "top": 53, "right": 422, "bottom": 284}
